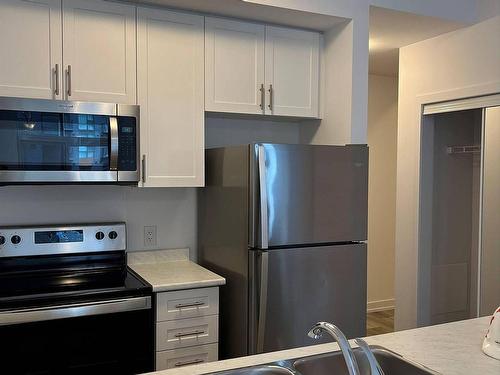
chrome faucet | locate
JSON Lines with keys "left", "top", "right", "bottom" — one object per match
{"left": 308, "top": 322, "right": 361, "bottom": 375}
{"left": 355, "top": 338, "right": 385, "bottom": 375}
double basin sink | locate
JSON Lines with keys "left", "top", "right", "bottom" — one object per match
{"left": 210, "top": 346, "right": 439, "bottom": 375}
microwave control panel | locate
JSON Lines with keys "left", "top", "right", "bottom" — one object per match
{"left": 118, "top": 117, "right": 137, "bottom": 171}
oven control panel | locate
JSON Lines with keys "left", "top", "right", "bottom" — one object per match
{"left": 0, "top": 223, "right": 126, "bottom": 257}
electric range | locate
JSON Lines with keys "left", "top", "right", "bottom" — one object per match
{"left": 0, "top": 223, "right": 154, "bottom": 374}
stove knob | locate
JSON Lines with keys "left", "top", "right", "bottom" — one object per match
{"left": 11, "top": 235, "right": 21, "bottom": 245}
{"left": 95, "top": 231, "right": 105, "bottom": 240}
{"left": 0, "top": 235, "right": 5, "bottom": 245}
{"left": 108, "top": 231, "right": 118, "bottom": 240}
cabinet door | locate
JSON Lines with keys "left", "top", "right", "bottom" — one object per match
{"left": 264, "top": 26, "right": 320, "bottom": 117}
{"left": 0, "top": 0, "right": 62, "bottom": 99}
{"left": 480, "top": 106, "right": 500, "bottom": 316}
{"left": 62, "top": 0, "right": 136, "bottom": 104}
{"left": 138, "top": 8, "right": 204, "bottom": 187}
{"left": 205, "top": 17, "right": 265, "bottom": 115}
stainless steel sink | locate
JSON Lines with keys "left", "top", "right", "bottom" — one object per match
{"left": 212, "top": 364, "right": 298, "bottom": 375}
{"left": 209, "top": 347, "right": 440, "bottom": 375}
{"left": 293, "top": 347, "right": 440, "bottom": 375}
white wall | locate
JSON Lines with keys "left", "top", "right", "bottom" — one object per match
{"left": 0, "top": 186, "right": 197, "bottom": 257}
{"left": 367, "top": 74, "right": 398, "bottom": 311}
{"left": 395, "top": 15, "right": 500, "bottom": 330}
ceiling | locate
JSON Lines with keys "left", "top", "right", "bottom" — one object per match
{"left": 369, "top": 6, "right": 468, "bottom": 77}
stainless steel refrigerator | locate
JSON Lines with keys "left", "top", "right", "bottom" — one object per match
{"left": 199, "top": 143, "right": 368, "bottom": 359}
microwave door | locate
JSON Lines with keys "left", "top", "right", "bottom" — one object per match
{"left": 0, "top": 109, "right": 116, "bottom": 183}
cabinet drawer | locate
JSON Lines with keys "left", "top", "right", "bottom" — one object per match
{"left": 156, "top": 315, "right": 218, "bottom": 351}
{"left": 156, "top": 287, "right": 219, "bottom": 321}
{"left": 155, "top": 343, "right": 218, "bottom": 371}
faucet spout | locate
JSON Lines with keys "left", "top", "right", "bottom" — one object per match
{"left": 307, "top": 322, "right": 361, "bottom": 375}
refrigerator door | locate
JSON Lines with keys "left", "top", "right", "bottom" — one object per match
{"left": 249, "top": 244, "right": 367, "bottom": 354}
{"left": 480, "top": 106, "right": 500, "bottom": 316}
{"left": 253, "top": 144, "right": 368, "bottom": 248}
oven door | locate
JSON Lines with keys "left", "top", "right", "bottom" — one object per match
{"left": 0, "top": 296, "right": 153, "bottom": 374}
{"left": 0, "top": 107, "right": 117, "bottom": 183}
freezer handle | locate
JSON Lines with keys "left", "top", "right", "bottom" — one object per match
{"left": 258, "top": 145, "right": 269, "bottom": 249}
{"left": 256, "top": 251, "right": 269, "bottom": 353}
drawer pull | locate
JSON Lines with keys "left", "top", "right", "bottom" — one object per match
{"left": 174, "top": 330, "right": 205, "bottom": 338}
{"left": 174, "top": 358, "right": 204, "bottom": 367}
{"left": 175, "top": 301, "right": 205, "bottom": 309}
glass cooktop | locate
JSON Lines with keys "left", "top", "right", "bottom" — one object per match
{"left": 0, "top": 251, "right": 151, "bottom": 311}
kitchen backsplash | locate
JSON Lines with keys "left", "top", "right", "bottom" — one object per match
{"left": 0, "top": 186, "right": 197, "bottom": 259}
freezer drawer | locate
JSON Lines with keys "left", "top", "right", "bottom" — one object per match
{"left": 250, "top": 244, "right": 367, "bottom": 354}
{"left": 253, "top": 144, "right": 368, "bottom": 248}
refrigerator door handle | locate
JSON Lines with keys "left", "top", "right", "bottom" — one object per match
{"left": 257, "top": 251, "right": 269, "bottom": 353}
{"left": 258, "top": 145, "right": 269, "bottom": 249}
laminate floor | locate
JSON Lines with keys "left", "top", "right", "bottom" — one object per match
{"left": 367, "top": 309, "right": 394, "bottom": 336}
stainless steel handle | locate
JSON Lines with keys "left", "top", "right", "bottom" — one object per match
{"left": 175, "top": 301, "right": 205, "bottom": 309}
{"left": 66, "top": 65, "right": 72, "bottom": 97}
{"left": 109, "top": 117, "right": 119, "bottom": 171}
{"left": 256, "top": 251, "right": 269, "bottom": 353}
{"left": 0, "top": 296, "right": 151, "bottom": 326}
{"left": 259, "top": 83, "right": 265, "bottom": 111}
{"left": 174, "top": 359, "right": 204, "bottom": 367}
{"left": 268, "top": 84, "right": 273, "bottom": 111}
{"left": 258, "top": 145, "right": 269, "bottom": 249}
{"left": 54, "top": 64, "right": 60, "bottom": 96}
{"left": 141, "top": 154, "right": 146, "bottom": 183}
{"left": 174, "top": 330, "right": 205, "bottom": 338}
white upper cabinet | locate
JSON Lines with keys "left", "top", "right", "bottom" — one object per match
{"left": 0, "top": 0, "right": 62, "bottom": 99}
{"left": 205, "top": 19, "right": 320, "bottom": 118}
{"left": 138, "top": 8, "right": 204, "bottom": 187}
{"left": 63, "top": 0, "right": 136, "bottom": 104}
{"left": 264, "top": 26, "right": 320, "bottom": 118}
{"left": 205, "top": 17, "right": 265, "bottom": 115}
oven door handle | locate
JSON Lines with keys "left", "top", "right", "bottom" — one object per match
{"left": 0, "top": 296, "right": 151, "bottom": 326}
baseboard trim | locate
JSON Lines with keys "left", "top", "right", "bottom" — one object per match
{"left": 367, "top": 299, "right": 395, "bottom": 313}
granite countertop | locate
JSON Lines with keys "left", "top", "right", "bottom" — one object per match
{"left": 128, "top": 249, "right": 225, "bottom": 292}
{"left": 146, "top": 317, "right": 499, "bottom": 375}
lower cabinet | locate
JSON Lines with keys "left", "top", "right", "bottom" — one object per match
{"left": 155, "top": 287, "right": 219, "bottom": 370}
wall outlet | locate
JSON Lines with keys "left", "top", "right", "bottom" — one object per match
{"left": 144, "top": 225, "right": 157, "bottom": 247}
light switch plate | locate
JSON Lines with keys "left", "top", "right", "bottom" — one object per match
{"left": 144, "top": 225, "right": 157, "bottom": 247}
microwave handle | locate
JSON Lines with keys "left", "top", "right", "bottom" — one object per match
{"left": 110, "top": 117, "right": 119, "bottom": 171}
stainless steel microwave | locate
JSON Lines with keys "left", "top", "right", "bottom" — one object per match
{"left": 0, "top": 97, "right": 139, "bottom": 184}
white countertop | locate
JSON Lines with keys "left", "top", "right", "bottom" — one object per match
{"left": 146, "top": 317, "right": 499, "bottom": 375}
{"left": 128, "top": 249, "right": 225, "bottom": 292}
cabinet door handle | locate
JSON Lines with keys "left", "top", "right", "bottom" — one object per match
{"left": 174, "top": 329, "right": 205, "bottom": 338}
{"left": 54, "top": 64, "right": 60, "bottom": 96}
{"left": 174, "top": 358, "right": 204, "bottom": 367}
{"left": 141, "top": 154, "right": 146, "bottom": 183}
{"left": 259, "top": 83, "right": 265, "bottom": 111}
{"left": 268, "top": 84, "right": 273, "bottom": 111}
{"left": 175, "top": 301, "right": 205, "bottom": 309}
{"left": 66, "top": 65, "right": 72, "bottom": 97}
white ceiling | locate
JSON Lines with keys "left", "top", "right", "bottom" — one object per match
{"left": 369, "top": 6, "right": 467, "bottom": 77}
